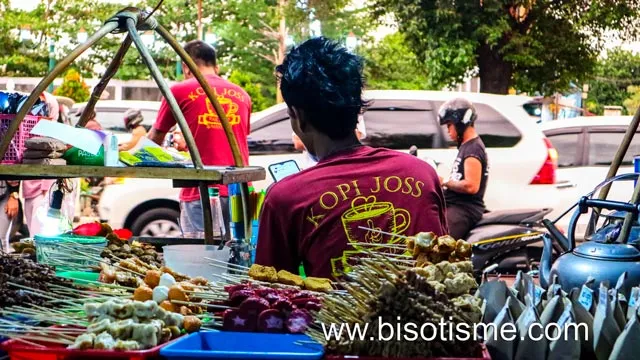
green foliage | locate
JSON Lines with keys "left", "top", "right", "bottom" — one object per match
{"left": 358, "top": 33, "right": 429, "bottom": 90}
{"left": 1, "top": 0, "right": 371, "bottom": 106}
{"left": 54, "top": 69, "right": 90, "bottom": 102}
{"left": 586, "top": 48, "right": 640, "bottom": 115}
{"left": 371, "top": 0, "right": 640, "bottom": 95}
{"left": 624, "top": 86, "right": 640, "bottom": 115}
{"left": 228, "top": 70, "right": 273, "bottom": 111}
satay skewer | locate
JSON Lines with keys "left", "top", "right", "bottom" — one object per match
{"left": 170, "top": 300, "right": 235, "bottom": 310}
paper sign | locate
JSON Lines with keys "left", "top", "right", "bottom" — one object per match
{"left": 30, "top": 120, "right": 104, "bottom": 155}
{"left": 578, "top": 285, "right": 593, "bottom": 311}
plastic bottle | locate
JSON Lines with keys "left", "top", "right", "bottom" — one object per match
{"left": 208, "top": 188, "right": 226, "bottom": 240}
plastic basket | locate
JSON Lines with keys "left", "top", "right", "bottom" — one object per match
{"left": 0, "top": 325, "right": 183, "bottom": 360}
{"left": 0, "top": 315, "right": 40, "bottom": 358}
{"left": 160, "top": 331, "right": 325, "bottom": 360}
{"left": 55, "top": 271, "right": 100, "bottom": 285}
{"left": 35, "top": 234, "right": 106, "bottom": 272}
{"left": 0, "top": 114, "right": 41, "bottom": 164}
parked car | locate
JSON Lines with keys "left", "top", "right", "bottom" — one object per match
{"left": 98, "top": 90, "right": 562, "bottom": 237}
{"left": 70, "top": 100, "right": 160, "bottom": 135}
{"left": 542, "top": 116, "right": 638, "bottom": 239}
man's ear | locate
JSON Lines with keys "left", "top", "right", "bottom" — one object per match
{"left": 292, "top": 107, "right": 308, "bottom": 132}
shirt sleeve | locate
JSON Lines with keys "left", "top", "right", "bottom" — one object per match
{"left": 254, "top": 193, "right": 300, "bottom": 273}
{"left": 154, "top": 97, "right": 177, "bottom": 133}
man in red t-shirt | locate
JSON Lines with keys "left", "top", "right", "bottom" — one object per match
{"left": 254, "top": 37, "right": 448, "bottom": 279}
{"left": 149, "top": 40, "right": 251, "bottom": 238}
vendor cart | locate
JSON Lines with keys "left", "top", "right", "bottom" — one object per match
{"left": 0, "top": 7, "right": 265, "bottom": 246}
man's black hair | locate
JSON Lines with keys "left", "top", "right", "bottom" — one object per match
{"left": 276, "top": 36, "right": 368, "bottom": 140}
{"left": 184, "top": 40, "right": 217, "bottom": 68}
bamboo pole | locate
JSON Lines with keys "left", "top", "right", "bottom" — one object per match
{"left": 589, "top": 104, "right": 640, "bottom": 237}
{"left": 0, "top": 21, "right": 118, "bottom": 158}
{"left": 77, "top": 35, "right": 133, "bottom": 127}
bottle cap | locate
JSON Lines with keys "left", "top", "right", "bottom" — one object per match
{"left": 208, "top": 187, "right": 219, "bottom": 197}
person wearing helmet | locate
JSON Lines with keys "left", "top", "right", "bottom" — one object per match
{"left": 439, "top": 98, "right": 489, "bottom": 240}
{"left": 119, "top": 109, "right": 147, "bottom": 151}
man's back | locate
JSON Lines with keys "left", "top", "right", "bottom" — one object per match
{"left": 155, "top": 74, "right": 251, "bottom": 199}
{"left": 255, "top": 146, "right": 448, "bottom": 278}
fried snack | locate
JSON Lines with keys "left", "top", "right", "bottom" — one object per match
{"left": 190, "top": 276, "right": 208, "bottom": 286}
{"left": 248, "top": 264, "right": 278, "bottom": 282}
{"left": 168, "top": 285, "right": 188, "bottom": 302}
{"left": 304, "top": 277, "right": 334, "bottom": 292}
{"left": 437, "top": 235, "right": 457, "bottom": 253}
{"left": 277, "top": 270, "right": 305, "bottom": 287}
{"left": 443, "top": 272, "right": 477, "bottom": 296}
{"left": 428, "top": 248, "right": 449, "bottom": 264}
{"left": 159, "top": 300, "right": 177, "bottom": 313}
{"left": 120, "top": 259, "right": 146, "bottom": 275}
{"left": 406, "top": 238, "right": 415, "bottom": 252}
{"left": 161, "top": 266, "right": 190, "bottom": 282}
{"left": 450, "top": 261, "right": 473, "bottom": 274}
{"left": 428, "top": 280, "right": 447, "bottom": 293}
{"left": 183, "top": 315, "right": 202, "bottom": 333}
{"left": 455, "top": 239, "right": 472, "bottom": 260}
{"left": 179, "top": 306, "right": 193, "bottom": 316}
{"left": 133, "top": 286, "right": 153, "bottom": 302}
{"left": 413, "top": 232, "right": 436, "bottom": 257}
{"left": 415, "top": 253, "right": 432, "bottom": 268}
{"left": 179, "top": 281, "right": 195, "bottom": 292}
{"left": 144, "top": 270, "right": 161, "bottom": 289}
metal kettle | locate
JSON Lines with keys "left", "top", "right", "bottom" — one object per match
{"left": 540, "top": 175, "right": 640, "bottom": 296}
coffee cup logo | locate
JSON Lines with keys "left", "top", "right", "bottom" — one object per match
{"left": 198, "top": 97, "right": 241, "bottom": 129}
{"left": 341, "top": 195, "right": 410, "bottom": 251}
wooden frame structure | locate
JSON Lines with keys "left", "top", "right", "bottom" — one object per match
{"left": 0, "top": 8, "right": 265, "bottom": 245}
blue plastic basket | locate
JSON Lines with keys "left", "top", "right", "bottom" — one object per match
{"left": 159, "top": 331, "right": 324, "bottom": 360}
{"left": 0, "top": 315, "right": 39, "bottom": 357}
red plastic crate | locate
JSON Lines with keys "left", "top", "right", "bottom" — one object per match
{"left": 325, "top": 343, "right": 491, "bottom": 360}
{"left": 0, "top": 329, "right": 182, "bottom": 360}
{"left": 0, "top": 114, "right": 41, "bottom": 164}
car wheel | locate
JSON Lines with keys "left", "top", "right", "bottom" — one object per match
{"left": 130, "top": 208, "right": 181, "bottom": 238}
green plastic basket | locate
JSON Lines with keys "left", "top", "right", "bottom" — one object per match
{"left": 34, "top": 234, "right": 106, "bottom": 272}
{"left": 56, "top": 271, "right": 100, "bottom": 285}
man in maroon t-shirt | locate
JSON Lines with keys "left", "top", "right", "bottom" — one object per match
{"left": 255, "top": 37, "right": 448, "bottom": 279}
{"left": 149, "top": 40, "right": 251, "bottom": 237}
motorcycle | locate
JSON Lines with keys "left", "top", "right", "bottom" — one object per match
{"left": 411, "top": 146, "right": 556, "bottom": 276}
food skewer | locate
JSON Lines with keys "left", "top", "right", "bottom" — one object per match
{"left": 170, "top": 300, "right": 235, "bottom": 310}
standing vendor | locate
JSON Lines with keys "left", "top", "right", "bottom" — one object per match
{"left": 148, "top": 40, "right": 252, "bottom": 238}
{"left": 254, "top": 37, "right": 448, "bottom": 279}
{"left": 439, "top": 98, "right": 489, "bottom": 240}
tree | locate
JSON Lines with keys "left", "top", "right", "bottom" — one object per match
{"left": 370, "top": 0, "right": 640, "bottom": 95}
{"left": 54, "top": 69, "right": 90, "bottom": 102}
{"left": 358, "top": 32, "right": 429, "bottom": 90}
{"left": 228, "top": 70, "right": 270, "bottom": 111}
{"left": 624, "top": 86, "right": 640, "bottom": 115}
{"left": 0, "top": 1, "right": 50, "bottom": 77}
{"left": 585, "top": 48, "right": 640, "bottom": 115}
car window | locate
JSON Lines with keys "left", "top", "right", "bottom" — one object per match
{"left": 362, "top": 109, "right": 439, "bottom": 149}
{"left": 248, "top": 118, "right": 295, "bottom": 154}
{"left": 361, "top": 100, "right": 439, "bottom": 149}
{"left": 547, "top": 133, "right": 580, "bottom": 167}
{"left": 432, "top": 101, "right": 522, "bottom": 147}
{"left": 72, "top": 109, "right": 157, "bottom": 133}
{"left": 588, "top": 131, "right": 640, "bottom": 166}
